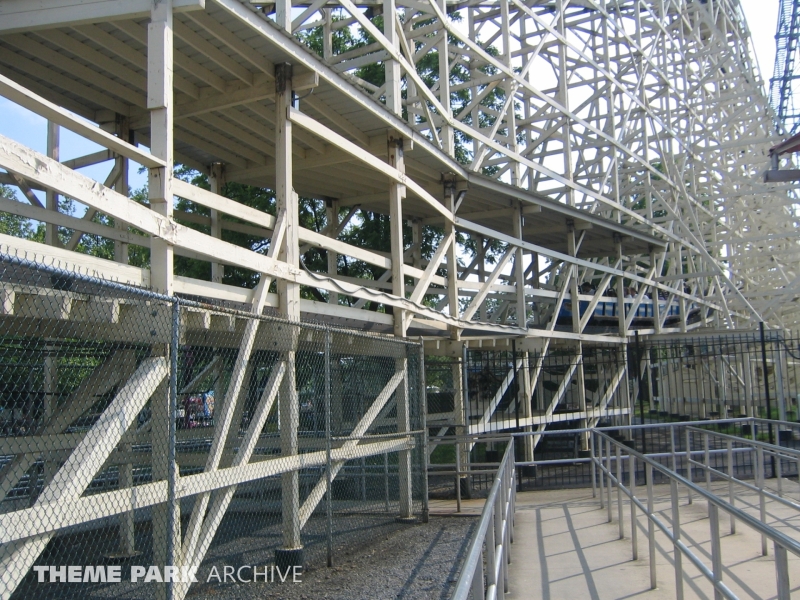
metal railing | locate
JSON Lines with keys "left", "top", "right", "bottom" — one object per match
{"left": 451, "top": 442, "right": 516, "bottom": 600}
{"left": 684, "top": 426, "right": 800, "bottom": 551}
{"left": 592, "top": 429, "right": 800, "bottom": 600}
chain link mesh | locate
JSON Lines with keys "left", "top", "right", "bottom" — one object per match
{"left": 0, "top": 250, "right": 424, "bottom": 600}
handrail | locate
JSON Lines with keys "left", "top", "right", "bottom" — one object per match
{"left": 684, "top": 426, "right": 800, "bottom": 531}
{"left": 593, "top": 430, "right": 800, "bottom": 600}
{"left": 685, "top": 425, "right": 800, "bottom": 460}
{"left": 451, "top": 442, "right": 515, "bottom": 600}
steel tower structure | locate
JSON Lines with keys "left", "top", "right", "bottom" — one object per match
{"left": 771, "top": 0, "right": 800, "bottom": 133}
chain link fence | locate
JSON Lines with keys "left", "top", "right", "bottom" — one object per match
{"left": 0, "top": 250, "right": 425, "bottom": 600}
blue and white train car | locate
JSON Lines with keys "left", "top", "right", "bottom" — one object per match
{"left": 559, "top": 297, "right": 693, "bottom": 325}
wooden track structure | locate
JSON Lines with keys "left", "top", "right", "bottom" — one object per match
{"left": 0, "top": 0, "right": 798, "bottom": 596}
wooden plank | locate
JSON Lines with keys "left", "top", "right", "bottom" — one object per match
{"left": 0, "top": 0, "right": 204, "bottom": 34}
{"left": 297, "top": 369, "right": 405, "bottom": 528}
{"left": 0, "top": 73, "right": 164, "bottom": 168}
{"left": 0, "top": 357, "right": 168, "bottom": 597}
{"left": 288, "top": 108, "right": 452, "bottom": 221}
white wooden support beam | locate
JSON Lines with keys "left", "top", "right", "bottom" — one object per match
{"left": 0, "top": 0, "right": 204, "bottom": 34}
{"left": 0, "top": 357, "right": 168, "bottom": 598}
{"left": 409, "top": 231, "right": 454, "bottom": 305}
{"left": 0, "top": 73, "right": 164, "bottom": 168}
{"left": 113, "top": 117, "right": 130, "bottom": 265}
{"left": 297, "top": 370, "right": 405, "bottom": 528}
{"left": 45, "top": 121, "right": 60, "bottom": 248}
{"left": 209, "top": 162, "right": 225, "bottom": 284}
{"left": 388, "top": 133, "right": 407, "bottom": 337}
{"left": 325, "top": 198, "right": 339, "bottom": 305}
{"left": 174, "top": 362, "right": 286, "bottom": 600}
{"left": 462, "top": 248, "right": 515, "bottom": 321}
{"left": 444, "top": 183, "right": 460, "bottom": 339}
{"left": 274, "top": 62, "right": 302, "bottom": 558}
{"left": 287, "top": 108, "right": 452, "bottom": 222}
{"left": 513, "top": 202, "right": 526, "bottom": 326}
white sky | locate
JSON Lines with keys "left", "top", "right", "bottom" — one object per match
{"left": 740, "top": 0, "right": 779, "bottom": 93}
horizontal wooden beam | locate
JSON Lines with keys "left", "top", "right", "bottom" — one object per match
{"left": 0, "top": 0, "right": 205, "bottom": 34}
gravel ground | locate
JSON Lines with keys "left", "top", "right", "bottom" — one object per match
{"left": 14, "top": 515, "right": 477, "bottom": 600}
{"left": 189, "top": 516, "right": 477, "bottom": 600}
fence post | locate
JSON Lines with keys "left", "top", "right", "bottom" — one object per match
{"left": 759, "top": 322, "right": 776, "bottom": 477}
{"left": 166, "top": 299, "right": 180, "bottom": 600}
{"left": 419, "top": 339, "right": 429, "bottom": 523}
{"left": 635, "top": 331, "right": 648, "bottom": 454}
{"left": 324, "top": 329, "right": 333, "bottom": 567}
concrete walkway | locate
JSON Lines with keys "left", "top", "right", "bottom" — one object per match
{"left": 506, "top": 483, "right": 800, "bottom": 600}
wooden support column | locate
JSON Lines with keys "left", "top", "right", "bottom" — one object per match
{"left": 275, "top": 61, "right": 303, "bottom": 563}
{"left": 388, "top": 133, "right": 406, "bottom": 338}
{"left": 114, "top": 117, "right": 130, "bottom": 264}
{"left": 46, "top": 121, "right": 59, "bottom": 247}
{"left": 567, "top": 222, "right": 587, "bottom": 449}
{"left": 437, "top": 0, "right": 454, "bottom": 156}
{"left": 147, "top": 3, "right": 175, "bottom": 593}
{"left": 513, "top": 202, "right": 526, "bottom": 327}
{"left": 326, "top": 198, "right": 339, "bottom": 305}
{"left": 209, "top": 162, "right": 225, "bottom": 284}
{"left": 615, "top": 235, "right": 631, "bottom": 426}
{"left": 650, "top": 247, "right": 661, "bottom": 335}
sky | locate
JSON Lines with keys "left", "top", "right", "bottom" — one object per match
{"left": 741, "top": 1, "right": 779, "bottom": 89}
{"left": 0, "top": 1, "right": 786, "bottom": 208}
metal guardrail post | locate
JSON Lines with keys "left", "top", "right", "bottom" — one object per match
{"left": 756, "top": 445, "right": 768, "bottom": 556}
{"left": 646, "top": 463, "right": 656, "bottom": 590}
{"left": 590, "top": 433, "right": 596, "bottom": 499}
{"left": 704, "top": 431, "right": 711, "bottom": 493}
{"left": 710, "top": 503, "right": 723, "bottom": 600}
{"left": 451, "top": 442, "right": 515, "bottom": 600}
{"left": 455, "top": 443, "right": 462, "bottom": 513}
{"left": 726, "top": 440, "right": 735, "bottom": 534}
{"left": 630, "top": 454, "right": 638, "bottom": 560}
{"left": 670, "top": 425, "right": 677, "bottom": 473}
{"left": 598, "top": 432, "right": 605, "bottom": 510}
{"left": 616, "top": 444, "right": 624, "bottom": 539}
{"left": 775, "top": 543, "right": 790, "bottom": 600}
{"left": 670, "top": 478, "right": 685, "bottom": 600}
{"left": 685, "top": 428, "right": 693, "bottom": 505}
{"left": 606, "top": 438, "right": 613, "bottom": 523}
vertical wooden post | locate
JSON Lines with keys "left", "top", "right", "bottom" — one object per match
{"left": 513, "top": 202, "right": 526, "bottom": 327}
{"left": 46, "top": 121, "right": 60, "bottom": 247}
{"left": 114, "top": 117, "right": 130, "bottom": 264}
{"left": 437, "top": 0, "right": 454, "bottom": 156}
{"left": 326, "top": 198, "right": 339, "bottom": 305}
{"left": 568, "top": 223, "right": 587, "bottom": 447}
{"left": 147, "top": 3, "right": 175, "bottom": 596}
{"left": 209, "top": 162, "right": 225, "bottom": 284}
{"left": 275, "top": 61, "right": 303, "bottom": 565}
